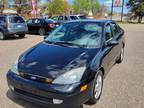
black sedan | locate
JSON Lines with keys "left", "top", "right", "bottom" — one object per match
{"left": 7, "top": 20, "right": 125, "bottom": 108}
{"left": 26, "top": 18, "right": 58, "bottom": 36}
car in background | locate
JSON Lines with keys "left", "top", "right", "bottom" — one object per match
{"left": 0, "top": 14, "right": 28, "bottom": 40}
{"left": 26, "top": 18, "right": 58, "bottom": 36}
{"left": 52, "top": 15, "right": 88, "bottom": 24}
{"left": 7, "top": 20, "right": 125, "bottom": 108}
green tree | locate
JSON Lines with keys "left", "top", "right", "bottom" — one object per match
{"left": 127, "top": 0, "right": 144, "bottom": 23}
{"left": 14, "top": 0, "right": 31, "bottom": 14}
{"left": 0, "top": 0, "right": 5, "bottom": 14}
{"left": 72, "top": 0, "right": 91, "bottom": 14}
{"left": 91, "top": 0, "right": 100, "bottom": 15}
{"left": 45, "top": 0, "right": 65, "bottom": 15}
{"left": 72, "top": 0, "right": 100, "bottom": 15}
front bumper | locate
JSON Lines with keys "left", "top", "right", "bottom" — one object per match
{"left": 7, "top": 71, "right": 92, "bottom": 108}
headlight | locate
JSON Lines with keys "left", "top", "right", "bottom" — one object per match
{"left": 52, "top": 67, "right": 86, "bottom": 85}
{"left": 10, "top": 59, "right": 19, "bottom": 75}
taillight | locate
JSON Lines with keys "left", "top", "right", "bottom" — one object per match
{"left": 49, "top": 23, "right": 55, "bottom": 28}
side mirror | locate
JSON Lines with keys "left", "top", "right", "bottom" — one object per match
{"left": 107, "top": 41, "right": 119, "bottom": 46}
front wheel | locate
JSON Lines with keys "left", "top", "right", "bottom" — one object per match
{"left": 0, "top": 31, "right": 6, "bottom": 40}
{"left": 39, "top": 28, "right": 45, "bottom": 36}
{"left": 19, "top": 34, "right": 25, "bottom": 38}
{"left": 88, "top": 70, "right": 103, "bottom": 104}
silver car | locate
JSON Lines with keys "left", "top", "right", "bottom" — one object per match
{"left": 0, "top": 15, "right": 28, "bottom": 40}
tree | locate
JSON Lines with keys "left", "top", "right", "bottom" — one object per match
{"left": 72, "top": 0, "right": 100, "bottom": 15}
{"left": 45, "top": 0, "right": 65, "bottom": 15}
{"left": 72, "top": 0, "right": 91, "bottom": 14}
{"left": 127, "top": 0, "right": 144, "bottom": 23}
{"left": 0, "top": 0, "right": 5, "bottom": 14}
{"left": 14, "top": 0, "right": 31, "bottom": 14}
{"left": 91, "top": 0, "right": 100, "bottom": 15}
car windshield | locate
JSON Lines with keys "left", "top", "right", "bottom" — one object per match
{"left": 45, "top": 22, "right": 102, "bottom": 48}
{"left": 45, "top": 19, "right": 55, "bottom": 23}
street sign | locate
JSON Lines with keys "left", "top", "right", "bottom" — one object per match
{"left": 113, "top": 0, "right": 122, "bottom": 7}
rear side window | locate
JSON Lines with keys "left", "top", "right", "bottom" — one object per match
{"left": 70, "top": 16, "right": 78, "bottom": 20}
{"left": 78, "top": 16, "right": 87, "bottom": 19}
{"left": 0, "top": 17, "right": 6, "bottom": 23}
{"left": 58, "top": 16, "right": 63, "bottom": 21}
{"left": 9, "top": 17, "right": 25, "bottom": 23}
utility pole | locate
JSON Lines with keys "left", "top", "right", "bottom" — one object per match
{"left": 121, "top": 0, "right": 124, "bottom": 22}
{"left": 111, "top": 0, "right": 114, "bottom": 20}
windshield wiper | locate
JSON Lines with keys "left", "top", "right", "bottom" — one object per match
{"left": 55, "top": 41, "right": 85, "bottom": 48}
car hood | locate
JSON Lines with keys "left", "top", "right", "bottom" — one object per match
{"left": 18, "top": 42, "right": 100, "bottom": 79}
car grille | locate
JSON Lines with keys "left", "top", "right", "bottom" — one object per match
{"left": 19, "top": 72, "right": 53, "bottom": 84}
{"left": 15, "top": 88, "right": 53, "bottom": 103}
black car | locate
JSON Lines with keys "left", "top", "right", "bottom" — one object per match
{"left": 7, "top": 20, "right": 125, "bottom": 108}
{"left": 0, "top": 14, "right": 28, "bottom": 40}
{"left": 26, "top": 18, "right": 58, "bottom": 36}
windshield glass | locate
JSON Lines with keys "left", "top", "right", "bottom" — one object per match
{"left": 45, "top": 22, "right": 102, "bottom": 48}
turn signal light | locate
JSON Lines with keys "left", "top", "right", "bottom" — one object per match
{"left": 80, "top": 85, "right": 88, "bottom": 92}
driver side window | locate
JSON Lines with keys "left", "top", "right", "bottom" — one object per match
{"left": 105, "top": 24, "right": 112, "bottom": 41}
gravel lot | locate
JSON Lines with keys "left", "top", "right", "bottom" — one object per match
{"left": 0, "top": 24, "right": 144, "bottom": 108}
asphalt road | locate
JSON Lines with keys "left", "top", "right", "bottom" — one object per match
{"left": 0, "top": 24, "right": 144, "bottom": 108}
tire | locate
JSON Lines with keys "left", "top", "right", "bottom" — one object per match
{"left": 116, "top": 47, "right": 124, "bottom": 64}
{"left": 19, "top": 34, "right": 25, "bottom": 38}
{"left": 0, "top": 31, "right": 6, "bottom": 40}
{"left": 39, "top": 28, "right": 45, "bottom": 36}
{"left": 88, "top": 70, "right": 103, "bottom": 104}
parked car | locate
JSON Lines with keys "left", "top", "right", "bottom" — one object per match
{"left": 52, "top": 15, "right": 88, "bottom": 24}
{"left": 7, "top": 20, "right": 125, "bottom": 108}
{"left": 26, "top": 18, "right": 58, "bottom": 36}
{"left": 0, "top": 14, "right": 28, "bottom": 40}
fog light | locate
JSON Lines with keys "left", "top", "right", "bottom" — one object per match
{"left": 9, "top": 85, "right": 14, "bottom": 91}
{"left": 53, "top": 99, "right": 63, "bottom": 104}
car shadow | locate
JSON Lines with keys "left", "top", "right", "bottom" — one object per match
{"left": 6, "top": 90, "right": 84, "bottom": 108}
{"left": 5, "top": 36, "right": 27, "bottom": 40}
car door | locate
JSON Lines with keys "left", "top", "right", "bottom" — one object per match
{"left": 101, "top": 23, "right": 117, "bottom": 74}
{"left": 110, "top": 22, "right": 124, "bottom": 57}
{"left": 27, "top": 19, "right": 33, "bottom": 32}
{"left": 32, "top": 19, "right": 42, "bottom": 33}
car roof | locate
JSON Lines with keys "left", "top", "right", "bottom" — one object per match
{"left": 64, "top": 19, "right": 114, "bottom": 24}
{"left": 0, "top": 14, "right": 20, "bottom": 17}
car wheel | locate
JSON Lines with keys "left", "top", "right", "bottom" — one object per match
{"left": 88, "top": 70, "right": 103, "bottom": 104}
{"left": 19, "top": 34, "right": 25, "bottom": 38}
{"left": 116, "top": 47, "right": 124, "bottom": 63}
{"left": 0, "top": 31, "right": 6, "bottom": 40}
{"left": 39, "top": 28, "right": 45, "bottom": 36}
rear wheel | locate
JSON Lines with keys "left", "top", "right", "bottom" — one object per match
{"left": 39, "top": 28, "right": 45, "bottom": 36}
{"left": 19, "top": 34, "right": 25, "bottom": 38}
{"left": 88, "top": 70, "right": 103, "bottom": 104}
{"left": 116, "top": 47, "right": 124, "bottom": 63}
{"left": 0, "top": 31, "right": 6, "bottom": 40}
